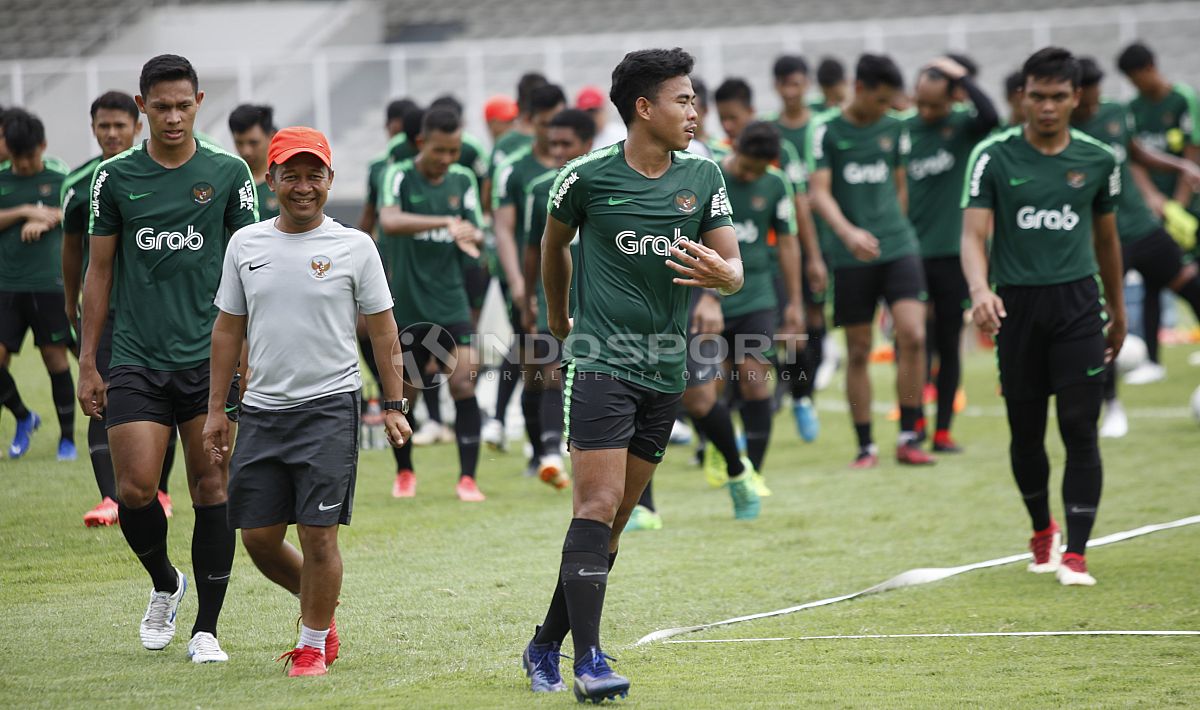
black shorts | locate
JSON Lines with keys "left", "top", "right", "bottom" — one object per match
{"left": 228, "top": 391, "right": 359, "bottom": 529}
{"left": 995, "top": 276, "right": 1107, "bottom": 402}
{"left": 833, "top": 254, "right": 928, "bottom": 327}
{"left": 398, "top": 322, "right": 473, "bottom": 383}
{"left": 0, "top": 291, "right": 72, "bottom": 353}
{"left": 923, "top": 255, "right": 970, "bottom": 320}
{"left": 686, "top": 308, "right": 776, "bottom": 389}
{"left": 1124, "top": 227, "right": 1191, "bottom": 290}
{"left": 531, "top": 330, "right": 564, "bottom": 366}
{"left": 462, "top": 260, "right": 491, "bottom": 312}
{"left": 564, "top": 367, "right": 681, "bottom": 463}
{"left": 106, "top": 361, "right": 241, "bottom": 428}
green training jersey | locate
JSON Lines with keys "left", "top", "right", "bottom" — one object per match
{"left": 808, "top": 110, "right": 917, "bottom": 269}
{"left": 61, "top": 156, "right": 104, "bottom": 297}
{"left": 493, "top": 145, "right": 557, "bottom": 249}
{"left": 89, "top": 139, "right": 259, "bottom": 370}
{"left": 1075, "top": 100, "right": 1160, "bottom": 244}
{"left": 1127, "top": 84, "right": 1199, "bottom": 198}
{"left": 379, "top": 161, "right": 483, "bottom": 327}
{"left": 460, "top": 132, "right": 490, "bottom": 184}
{"left": 721, "top": 163, "right": 796, "bottom": 317}
{"left": 549, "top": 141, "right": 734, "bottom": 393}
{"left": 491, "top": 130, "right": 532, "bottom": 178}
{"left": 255, "top": 179, "right": 279, "bottom": 220}
{"left": 0, "top": 162, "right": 67, "bottom": 292}
{"left": 962, "top": 127, "right": 1118, "bottom": 287}
{"left": 524, "top": 167, "right": 579, "bottom": 334}
{"left": 903, "top": 106, "right": 993, "bottom": 258}
{"left": 705, "top": 137, "right": 731, "bottom": 161}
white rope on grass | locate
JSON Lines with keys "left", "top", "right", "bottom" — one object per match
{"left": 635, "top": 515, "right": 1200, "bottom": 646}
{"left": 665, "top": 631, "right": 1200, "bottom": 644}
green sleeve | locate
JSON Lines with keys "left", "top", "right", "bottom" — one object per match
{"left": 1095, "top": 154, "right": 1120, "bottom": 215}
{"left": 462, "top": 171, "right": 484, "bottom": 227}
{"left": 700, "top": 162, "right": 734, "bottom": 233}
{"left": 379, "top": 164, "right": 403, "bottom": 209}
{"left": 772, "top": 173, "right": 798, "bottom": 235}
{"left": 962, "top": 145, "right": 997, "bottom": 210}
{"left": 224, "top": 158, "right": 260, "bottom": 232}
{"left": 548, "top": 165, "right": 586, "bottom": 228}
{"left": 88, "top": 164, "right": 120, "bottom": 236}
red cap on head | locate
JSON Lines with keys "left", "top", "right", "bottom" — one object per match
{"left": 484, "top": 96, "right": 519, "bottom": 122}
{"left": 576, "top": 86, "right": 606, "bottom": 111}
{"left": 267, "top": 126, "right": 332, "bottom": 169}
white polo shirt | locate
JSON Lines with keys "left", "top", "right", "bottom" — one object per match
{"left": 215, "top": 215, "right": 393, "bottom": 410}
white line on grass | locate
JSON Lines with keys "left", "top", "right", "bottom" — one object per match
{"left": 665, "top": 631, "right": 1200, "bottom": 644}
{"left": 635, "top": 515, "right": 1200, "bottom": 646}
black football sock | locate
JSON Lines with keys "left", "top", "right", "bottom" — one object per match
{"left": 158, "top": 427, "right": 177, "bottom": 494}
{"left": 854, "top": 422, "right": 873, "bottom": 452}
{"left": 87, "top": 418, "right": 117, "bottom": 500}
{"left": 1177, "top": 274, "right": 1200, "bottom": 319}
{"left": 454, "top": 397, "right": 482, "bottom": 478}
{"left": 49, "top": 369, "right": 74, "bottom": 443}
{"left": 1006, "top": 396, "right": 1052, "bottom": 532}
{"left": 118, "top": 497, "right": 177, "bottom": 592}
{"left": 1057, "top": 384, "right": 1104, "bottom": 555}
{"left": 741, "top": 398, "right": 773, "bottom": 472}
{"left": 540, "top": 387, "right": 564, "bottom": 455}
{"left": 423, "top": 375, "right": 444, "bottom": 424}
{"left": 693, "top": 402, "right": 745, "bottom": 477}
{"left": 0, "top": 367, "right": 30, "bottom": 419}
{"left": 191, "top": 503, "right": 234, "bottom": 636}
{"left": 637, "top": 479, "right": 655, "bottom": 512}
{"left": 494, "top": 354, "right": 521, "bottom": 424}
{"left": 395, "top": 413, "right": 414, "bottom": 472}
{"left": 533, "top": 525, "right": 622, "bottom": 649}
{"left": 1142, "top": 287, "right": 1162, "bottom": 364}
{"left": 933, "top": 315, "right": 962, "bottom": 433}
{"left": 521, "top": 388, "right": 544, "bottom": 459}
{"left": 559, "top": 519, "right": 612, "bottom": 660}
{"left": 899, "top": 405, "right": 923, "bottom": 441}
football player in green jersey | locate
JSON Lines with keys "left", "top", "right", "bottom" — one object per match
{"left": 228, "top": 103, "right": 279, "bottom": 220}
{"left": 486, "top": 84, "right": 565, "bottom": 463}
{"left": 378, "top": 108, "right": 487, "bottom": 503}
{"left": 814, "top": 57, "right": 849, "bottom": 111}
{"left": 962, "top": 48, "right": 1125, "bottom": 587}
{"left": 0, "top": 109, "right": 72, "bottom": 462}
{"left": 522, "top": 48, "right": 742, "bottom": 702}
{"left": 62, "top": 90, "right": 182, "bottom": 529}
{"left": 1004, "top": 70, "right": 1027, "bottom": 128}
{"left": 77, "top": 55, "right": 259, "bottom": 663}
{"left": 905, "top": 56, "right": 999, "bottom": 452}
{"left": 1072, "top": 58, "right": 1200, "bottom": 437}
{"left": 489, "top": 72, "right": 547, "bottom": 186}
{"left": 809, "top": 53, "right": 934, "bottom": 468}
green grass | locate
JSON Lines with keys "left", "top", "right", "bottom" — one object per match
{"left": 1, "top": 337, "right": 1198, "bottom": 708}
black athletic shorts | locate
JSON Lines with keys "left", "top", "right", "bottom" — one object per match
{"left": 833, "top": 254, "right": 928, "bottom": 327}
{"left": 532, "top": 330, "right": 563, "bottom": 365}
{"left": 228, "top": 391, "right": 359, "bottom": 529}
{"left": 923, "top": 255, "right": 971, "bottom": 319}
{"left": 1124, "top": 227, "right": 1192, "bottom": 290}
{"left": 564, "top": 367, "right": 681, "bottom": 463}
{"left": 463, "top": 260, "right": 491, "bottom": 312}
{"left": 995, "top": 276, "right": 1107, "bottom": 402}
{"left": 398, "top": 321, "right": 473, "bottom": 382}
{"left": 0, "top": 291, "right": 72, "bottom": 353}
{"left": 106, "top": 361, "right": 241, "bottom": 428}
{"left": 685, "top": 307, "right": 776, "bottom": 389}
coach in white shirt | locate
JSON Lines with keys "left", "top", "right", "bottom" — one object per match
{"left": 203, "top": 126, "right": 410, "bottom": 677}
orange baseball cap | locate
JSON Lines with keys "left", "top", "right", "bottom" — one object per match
{"left": 268, "top": 126, "right": 332, "bottom": 169}
{"left": 484, "top": 96, "right": 518, "bottom": 122}
{"left": 576, "top": 86, "right": 606, "bottom": 111}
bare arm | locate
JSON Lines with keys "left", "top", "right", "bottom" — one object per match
{"left": 365, "top": 309, "right": 412, "bottom": 447}
{"left": 894, "top": 167, "right": 909, "bottom": 216}
{"left": 961, "top": 206, "right": 1005, "bottom": 334}
{"left": 76, "top": 234, "right": 116, "bottom": 418}
{"left": 1174, "top": 144, "right": 1200, "bottom": 205}
{"left": 1129, "top": 161, "right": 1167, "bottom": 217}
{"left": 0, "top": 204, "right": 57, "bottom": 231}
{"left": 492, "top": 203, "right": 526, "bottom": 302}
{"left": 809, "top": 168, "right": 880, "bottom": 261}
{"left": 357, "top": 201, "right": 377, "bottom": 235}
{"left": 541, "top": 215, "right": 576, "bottom": 340}
{"left": 794, "top": 193, "right": 827, "bottom": 293}
{"left": 202, "top": 310, "right": 247, "bottom": 463}
{"left": 61, "top": 230, "right": 84, "bottom": 321}
{"left": 521, "top": 241, "right": 541, "bottom": 330}
{"left": 1092, "top": 212, "right": 1126, "bottom": 362}
{"left": 378, "top": 205, "right": 454, "bottom": 235}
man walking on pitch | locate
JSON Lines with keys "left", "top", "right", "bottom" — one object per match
{"left": 962, "top": 47, "right": 1125, "bottom": 586}
{"left": 205, "top": 127, "right": 409, "bottom": 676}
{"left": 522, "top": 47, "right": 742, "bottom": 702}
{"left": 77, "top": 54, "right": 258, "bottom": 662}
{"left": 228, "top": 103, "right": 280, "bottom": 219}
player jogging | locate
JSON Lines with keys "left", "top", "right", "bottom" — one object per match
{"left": 962, "top": 47, "right": 1125, "bottom": 587}
{"left": 521, "top": 47, "right": 742, "bottom": 702}
{"left": 77, "top": 54, "right": 258, "bottom": 662}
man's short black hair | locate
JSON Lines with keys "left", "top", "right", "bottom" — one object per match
{"left": 1117, "top": 42, "right": 1155, "bottom": 75}
{"left": 1078, "top": 57, "right": 1105, "bottom": 88}
{"left": 530, "top": 84, "right": 567, "bottom": 116}
{"left": 691, "top": 77, "right": 709, "bottom": 112}
{"left": 548, "top": 108, "right": 596, "bottom": 143}
{"left": 1004, "top": 70, "right": 1025, "bottom": 98}
{"left": 736, "top": 121, "right": 782, "bottom": 162}
{"left": 90, "top": 91, "right": 138, "bottom": 122}
{"left": 609, "top": 47, "right": 695, "bottom": 126}
{"left": 139, "top": 54, "right": 198, "bottom": 98}
{"left": 430, "top": 95, "right": 463, "bottom": 118}
{"left": 816, "top": 57, "right": 845, "bottom": 89}
{"left": 1023, "top": 47, "right": 1081, "bottom": 88}
{"left": 773, "top": 55, "right": 809, "bottom": 81}
{"left": 945, "top": 52, "right": 979, "bottom": 78}
{"left": 386, "top": 98, "right": 419, "bottom": 125}
{"left": 714, "top": 78, "right": 753, "bottom": 108}
{"left": 2, "top": 108, "right": 45, "bottom": 158}
{"left": 421, "top": 108, "right": 461, "bottom": 137}
{"left": 517, "top": 72, "right": 549, "bottom": 115}
{"left": 856, "top": 54, "right": 904, "bottom": 90}
{"left": 228, "top": 103, "right": 276, "bottom": 136}
{"left": 405, "top": 108, "right": 427, "bottom": 142}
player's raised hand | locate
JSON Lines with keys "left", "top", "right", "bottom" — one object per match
{"left": 666, "top": 239, "right": 738, "bottom": 291}
{"left": 841, "top": 226, "right": 881, "bottom": 262}
{"left": 203, "top": 411, "right": 231, "bottom": 464}
{"left": 970, "top": 288, "right": 1006, "bottom": 335}
{"left": 21, "top": 220, "right": 51, "bottom": 243}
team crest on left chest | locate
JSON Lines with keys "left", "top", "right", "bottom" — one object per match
{"left": 878, "top": 136, "right": 894, "bottom": 152}
{"left": 447, "top": 194, "right": 461, "bottom": 210}
{"left": 674, "top": 189, "right": 698, "bottom": 214}
{"left": 751, "top": 195, "right": 767, "bottom": 211}
{"left": 1065, "top": 170, "right": 1086, "bottom": 189}
{"left": 192, "top": 182, "right": 215, "bottom": 205}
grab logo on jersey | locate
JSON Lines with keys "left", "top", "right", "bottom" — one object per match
{"left": 908, "top": 149, "right": 955, "bottom": 180}
{"left": 414, "top": 227, "right": 454, "bottom": 243}
{"left": 616, "top": 227, "right": 689, "bottom": 256}
{"left": 135, "top": 225, "right": 205, "bottom": 251}
{"left": 733, "top": 220, "right": 760, "bottom": 244}
{"left": 1016, "top": 204, "right": 1079, "bottom": 231}
{"left": 843, "top": 160, "right": 889, "bottom": 185}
